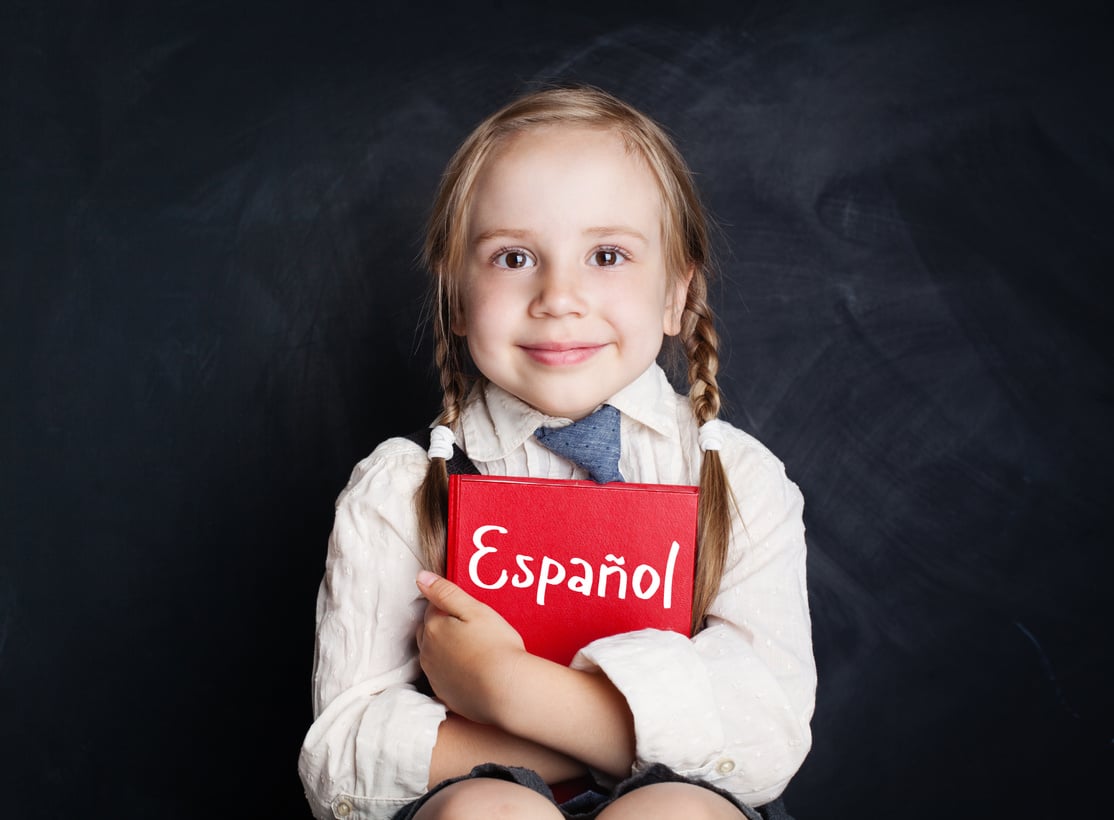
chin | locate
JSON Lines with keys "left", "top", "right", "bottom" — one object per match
{"left": 532, "top": 398, "right": 600, "bottom": 420}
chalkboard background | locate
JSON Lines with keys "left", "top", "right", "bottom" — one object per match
{"left": 2, "top": 0, "right": 1110, "bottom": 817}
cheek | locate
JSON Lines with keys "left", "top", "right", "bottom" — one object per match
{"left": 455, "top": 286, "right": 504, "bottom": 342}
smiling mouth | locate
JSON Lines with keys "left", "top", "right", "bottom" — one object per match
{"left": 520, "top": 343, "right": 605, "bottom": 366}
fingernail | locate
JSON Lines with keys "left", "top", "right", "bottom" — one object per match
{"left": 417, "top": 570, "right": 439, "bottom": 588}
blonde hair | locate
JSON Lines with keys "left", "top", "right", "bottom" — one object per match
{"left": 418, "top": 84, "right": 732, "bottom": 632}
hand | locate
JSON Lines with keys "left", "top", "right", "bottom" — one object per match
{"left": 415, "top": 570, "right": 527, "bottom": 726}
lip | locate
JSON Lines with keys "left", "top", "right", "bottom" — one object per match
{"left": 519, "top": 342, "right": 606, "bottom": 366}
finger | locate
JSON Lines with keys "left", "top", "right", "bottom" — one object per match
{"left": 416, "top": 570, "right": 473, "bottom": 620}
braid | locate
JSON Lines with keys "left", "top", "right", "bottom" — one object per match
{"left": 682, "top": 277, "right": 733, "bottom": 634}
{"left": 682, "top": 273, "right": 721, "bottom": 423}
{"left": 416, "top": 286, "right": 470, "bottom": 574}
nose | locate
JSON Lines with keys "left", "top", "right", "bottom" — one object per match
{"left": 528, "top": 263, "right": 588, "bottom": 318}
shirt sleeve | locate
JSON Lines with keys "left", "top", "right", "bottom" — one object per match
{"left": 298, "top": 439, "right": 448, "bottom": 820}
{"left": 571, "top": 429, "right": 815, "bottom": 807}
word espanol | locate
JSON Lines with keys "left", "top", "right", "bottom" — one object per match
{"left": 467, "top": 524, "right": 681, "bottom": 608}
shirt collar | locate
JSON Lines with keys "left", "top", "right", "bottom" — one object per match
{"left": 607, "top": 363, "right": 678, "bottom": 440}
{"left": 458, "top": 363, "right": 679, "bottom": 464}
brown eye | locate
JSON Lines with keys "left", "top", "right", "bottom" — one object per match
{"left": 590, "top": 247, "right": 626, "bottom": 267}
{"left": 494, "top": 250, "right": 535, "bottom": 269}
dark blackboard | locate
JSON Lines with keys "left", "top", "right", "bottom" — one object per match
{"left": 2, "top": 1, "right": 1110, "bottom": 817}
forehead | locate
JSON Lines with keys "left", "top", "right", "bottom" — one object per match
{"left": 468, "top": 125, "right": 663, "bottom": 235}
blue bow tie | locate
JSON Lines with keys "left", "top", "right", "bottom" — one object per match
{"left": 534, "top": 404, "right": 623, "bottom": 484}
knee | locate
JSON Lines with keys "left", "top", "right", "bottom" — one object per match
{"left": 411, "top": 777, "right": 563, "bottom": 820}
{"left": 598, "top": 782, "right": 747, "bottom": 820}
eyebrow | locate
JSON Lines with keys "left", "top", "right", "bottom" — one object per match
{"left": 584, "top": 225, "right": 648, "bottom": 242}
{"left": 472, "top": 226, "right": 648, "bottom": 244}
{"left": 472, "top": 228, "right": 532, "bottom": 244}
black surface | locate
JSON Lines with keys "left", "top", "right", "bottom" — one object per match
{"left": 2, "top": 1, "right": 1111, "bottom": 817}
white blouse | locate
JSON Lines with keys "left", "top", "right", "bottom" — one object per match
{"left": 298, "top": 364, "right": 816, "bottom": 820}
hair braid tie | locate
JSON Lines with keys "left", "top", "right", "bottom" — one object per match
{"left": 428, "top": 425, "right": 456, "bottom": 460}
{"left": 698, "top": 419, "right": 729, "bottom": 452}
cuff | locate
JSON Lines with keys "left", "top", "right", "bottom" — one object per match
{"left": 571, "top": 628, "right": 722, "bottom": 772}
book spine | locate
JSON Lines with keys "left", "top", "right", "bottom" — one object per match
{"left": 445, "top": 474, "right": 460, "bottom": 579}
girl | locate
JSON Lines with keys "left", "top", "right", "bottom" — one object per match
{"left": 299, "top": 85, "right": 815, "bottom": 820}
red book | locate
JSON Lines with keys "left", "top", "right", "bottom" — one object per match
{"left": 446, "top": 474, "right": 698, "bottom": 666}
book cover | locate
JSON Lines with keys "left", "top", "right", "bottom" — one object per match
{"left": 446, "top": 474, "right": 698, "bottom": 666}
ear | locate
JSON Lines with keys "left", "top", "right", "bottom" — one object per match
{"left": 662, "top": 265, "right": 695, "bottom": 336}
{"left": 450, "top": 306, "right": 467, "bottom": 336}
{"left": 443, "top": 277, "right": 468, "bottom": 336}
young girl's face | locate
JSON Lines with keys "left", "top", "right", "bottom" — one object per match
{"left": 454, "top": 125, "right": 690, "bottom": 420}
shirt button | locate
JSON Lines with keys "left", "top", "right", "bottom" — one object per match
{"left": 715, "top": 758, "right": 736, "bottom": 775}
{"left": 335, "top": 800, "right": 352, "bottom": 817}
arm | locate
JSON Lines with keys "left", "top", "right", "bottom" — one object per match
{"left": 417, "top": 571, "right": 636, "bottom": 779}
{"left": 428, "top": 713, "right": 586, "bottom": 787}
{"left": 298, "top": 441, "right": 588, "bottom": 820}
{"left": 297, "top": 443, "right": 445, "bottom": 820}
{"left": 569, "top": 432, "right": 816, "bottom": 805}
